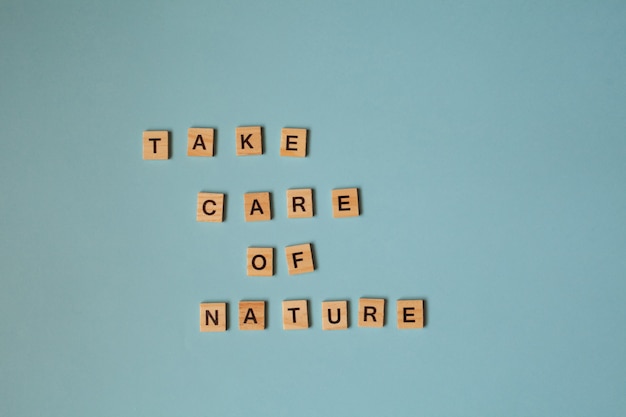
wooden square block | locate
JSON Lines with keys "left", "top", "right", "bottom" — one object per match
{"left": 199, "top": 302, "right": 227, "bottom": 332}
{"left": 236, "top": 126, "right": 262, "bottom": 156}
{"left": 247, "top": 247, "right": 274, "bottom": 276}
{"left": 282, "top": 300, "right": 309, "bottom": 330}
{"left": 244, "top": 192, "right": 271, "bottom": 222}
{"left": 280, "top": 128, "right": 308, "bottom": 157}
{"left": 187, "top": 128, "right": 214, "bottom": 157}
{"left": 321, "top": 300, "right": 348, "bottom": 330}
{"left": 197, "top": 192, "right": 225, "bottom": 222}
{"left": 239, "top": 301, "right": 266, "bottom": 330}
{"left": 142, "top": 130, "right": 169, "bottom": 160}
{"left": 358, "top": 298, "right": 385, "bottom": 328}
{"left": 397, "top": 300, "right": 424, "bottom": 329}
{"left": 285, "top": 243, "right": 314, "bottom": 275}
{"left": 332, "top": 188, "right": 360, "bottom": 218}
{"left": 286, "top": 188, "right": 313, "bottom": 219}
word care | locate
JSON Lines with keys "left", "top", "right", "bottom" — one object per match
{"left": 197, "top": 188, "right": 360, "bottom": 222}
{"left": 200, "top": 299, "right": 425, "bottom": 331}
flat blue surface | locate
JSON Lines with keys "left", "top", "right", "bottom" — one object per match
{"left": 1, "top": 1, "right": 625, "bottom": 416}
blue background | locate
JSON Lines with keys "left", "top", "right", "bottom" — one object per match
{"left": 1, "top": 1, "right": 625, "bottom": 416}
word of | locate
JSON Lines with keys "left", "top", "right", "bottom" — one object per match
{"left": 248, "top": 243, "right": 314, "bottom": 276}
{"left": 142, "top": 126, "right": 307, "bottom": 159}
{"left": 199, "top": 299, "right": 425, "bottom": 331}
{"left": 196, "top": 188, "right": 360, "bottom": 222}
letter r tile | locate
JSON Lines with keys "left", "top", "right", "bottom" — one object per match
{"left": 358, "top": 298, "right": 385, "bottom": 328}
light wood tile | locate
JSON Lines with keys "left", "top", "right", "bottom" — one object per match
{"left": 247, "top": 247, "right": 274, "bottom": 276}
{"left": 236, "top": 126, "right": 262, "bottom": 156}
{"left": 286, "top": 188, "right": 313, "bottom": 218}
{"left": 199, "top": 302, "right": 227, "bottom": 332}
{"left": 285, "top": 243, "right": 314, "bottom": 275}
{"left": 358, "top": 298, "right": 385, "bottom": 328}
{"left": 397, "top": 299, "right": 424, "bottom": 329}
{"left": 239, "top": 301, "right": 266, "bottom": 330}
{"left": 142, "top": 130, "right": 169, "bottom": 160}
{"left": 332, "top": 188, "right": 360, "bottom": 218}
{"left": 244, "top": 192, "right": 271, "bottom": 222}
{"left": 321, "top": 300, "right": 348, "bottom": 330}
{"left": 187, "top": 128, "right": 214, "bottom": 157}
{"left": 280, "top": 128, "right": 308, "bottom": 157}
{"left": 282, "top": 300, "right": 309, "bottom": 330}
{"left": 197, "top": 192, "right": 225, "bottom": 222}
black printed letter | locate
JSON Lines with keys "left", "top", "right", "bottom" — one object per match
{"left": 250, "top": 199, "right": 264, "bottom": 215}
{"left": 240, "top": 134, "right": 253, "bottom": 149}
{"left": 251, "top": 254, "right": 267, "bottom": 270}
{"left": 363, "top": 306, "right": 377, "bottom": 322}
{"left": 203, "top": 200, "right": 216, "bottom": 215}
{"left": 149, "top": 137, "right": 160, "bottom": 153}
{"left": 327, "top": 308, "right": 341, "bottom": 324}
{"left": 243, "top": 308, "right": 257, "bottom": 324}
{"left": 193, "top": 135, "right": 206, "bottom": 150}
{"left": 403, "top": 307, "right": 415, "bottom": 323}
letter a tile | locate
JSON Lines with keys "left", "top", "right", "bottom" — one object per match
{"left": 239, "top": 301, "right": 266, "bottom": 330}
{"left": 244, "top": 192, "right": 271, "bottom": 222}
{"left": 187, "top": 128, "right": 215, "bottom": 157}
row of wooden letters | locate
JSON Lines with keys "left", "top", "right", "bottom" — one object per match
{"left": 143, "top": 126, "right": 308, "bottom": 159}
{"left": 197, "top": 188, "right": 360, "bottom": 222}
{"left": 200, "top": 299, "right": 425, "bottom": 331}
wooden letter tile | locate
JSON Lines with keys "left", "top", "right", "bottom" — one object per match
{"left": 285, "top": 243, "right": 314, "bottom": 275}
{"left": 358, "top": 298, "right": 385, "bottom": 328}
{"left": 142, "top": 130, "right": 169, "bottom": 160}
{"left": 286, "top": 188, "right": 313, "bottom": 219}
{"left": 247, "top": 247, "right": 274, "bottom": 276}
{"left": 244, "top": 192, "right": 271, "bottom": 222}
{"left": 187, "top": 128, "right": 214, "bottom": 157}
{"left": 397, "top": 299, "right": 424, "bottom": 329}
{"left": 332, "top": 188, "right": 360, "bottom": 218}
{"left": 199, "top": 302, "right": 227, "bottom": 332}
{"left": 197, "top": 192, "right": 225, "bottom": 222}
{"left": 239, "top": 301, "right": 266, "bottom": 330}
{"left": 322, "top": 301, "right": 349, "bottom": 330}
{"left": 282, "top": 300, "right": 309, "bottom": 330}
{"left": 280, "top": 128, "right": 308, "bottom": 157}
{"left": 236, "top": 126, "right": 262, "bottom": 156}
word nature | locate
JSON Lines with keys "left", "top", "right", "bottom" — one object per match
{"left": 200, "top": 299, "right": 425, "bottom": 331}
